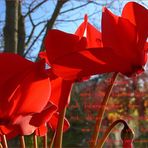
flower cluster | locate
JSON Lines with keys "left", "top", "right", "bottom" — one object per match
{"left": 0, "top": 2, "right": 147, "bottom": 143}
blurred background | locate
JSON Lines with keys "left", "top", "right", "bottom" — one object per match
{"left": 0, "top": 0, "right": 148, "bottom": 147}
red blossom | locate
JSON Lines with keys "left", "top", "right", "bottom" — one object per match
{"left": 35, "top": 113, "right": 69, "bottom": 137}
{"left": 48, "top": 112, "right": 70, "bottom": 132}
{"left": 40, "top": 2, "right": 148, "bottom": 133}
{"left": 102, "top": 2, "right": 148, "bottom": 76}
{"left": 0, "top": 53, "right": 55, "bottom": 136}
{"left": 75, "top": 14, "right": 102, "bottom": 48}
{"left": 44, "top": 2, "right": 148, "bottom": 80}
{"left": 0, "top": 1, "right": 147, "bottom": 140}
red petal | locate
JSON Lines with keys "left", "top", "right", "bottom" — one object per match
{"left": 0, "top": 54, "right": 51, "bottom": 132}
{"left": 122, "top": 2, "right": 148, "bottom": 50}
{"left": 123, "top": 140, "right": 133, "bottom": 148}
{"left": 10, "top": 61, "right": 51, "bottom": 117}
{"left": 49, "top": 72, "right": 73, "bottom": 111}
{"left": 87, "top": 23, "right": 102, "bottom": 48}
{"left": 75, "top": 14, "right": 88, "bottom": 39}
{"left": 44, "top": 30, "right": 87, "bottom": 63}
{"left": 145, "top": 42, "right": 148, "bottom": 51}
{"left": 21, "top": 73, "right": 49, "bottom": 113}
{"left": 102, "top": 7, "right": 137, "bottom": 60}
{"left": 0, "top": 53, "right": 34, "bottom": 119}
{"left": 35, "top": 124, "right": 48, "bottom": 136}
{"left": 12, "top": 115, "right": 36, "bottom": 135}
{"left": 50, "top": 47, "right": 136, "bottom": 79}
{"left": 39, "top": 52, "right": 50, "bottom": 65}
{"left": 75, "top": 15, "right": 102, "bottom": 48}
{"left": 30, "top": 102, "right": 57, "bottom": 127}
{"left": 0, "top": 125, "right": 19, "bottom": 140}
{"left": 48, "top": 112, "right": 70, "bottom": 132}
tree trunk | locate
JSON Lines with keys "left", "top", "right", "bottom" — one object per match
{"left": 3, "top": 0, "right": 19, "bottom": 53}
{"left": 39, "top": 0, "right": 68, "bottom": 52}
{"left": 17, "top": 1, "right": 25, "bottom": 56}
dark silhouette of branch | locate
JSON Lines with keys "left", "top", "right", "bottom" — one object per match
{"left": 39, "top": 0, "right": 69, "bottom": 53}
{"left": 24, "top": 0, "right": 48, "bottom": 18}
{"left": 25, "top": 0, "right": 48, "bottom": 48}
{"left": 25, "top": 21, "right": 47, "bottom": 47}
{"left": 91, "top": 0, "right": 114, "bottom": 7}
{"left": 24, "top": 24, "right": 47, "bottom": 57}
{"left": 46, "top": 0, "right": 69, "bottom": 32}
{"left": 25, "top": 12, "right": 47, "bottom": 47}
{"left": 25, "top": 13, "right": 35, "bottom": 47}
{"left": 60, "top": 1, "right": 92, "bottom": 14}
{"left": 57, "top": 10, "right": 102, "bottom": 22}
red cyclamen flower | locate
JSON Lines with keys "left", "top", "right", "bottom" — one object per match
{"left": 41, "top": 2, "right": 147, "bottom": 133}
{"left": 0, "top": 53, "right": 56, "bottom": 136}
{"left": 102, "top": 2, "right": 148, "bottom": 76}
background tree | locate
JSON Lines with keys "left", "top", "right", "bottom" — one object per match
{"left": 2, "top": 0, "right": 147, "bottom": 58}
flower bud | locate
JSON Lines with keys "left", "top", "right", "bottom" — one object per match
{"left": 121, "top": 124, "right": 134, "bottom": 148}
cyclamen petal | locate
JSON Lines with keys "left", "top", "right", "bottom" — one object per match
{"left": 102, "top": 3, "right": 148, "bottom": 76}
{"left": 35, "top": 124, "right": 48, "bottom": 137}
{"left": 48, "top": 112, "right": 70, "bottom": 132}
{"left": 0, "top": 53, "right": 51, "bottom": 135}
{"left": 30, "top": 102, "right": 57, "bottom": 127}
{"left": 75, "top": 14, "right": 88, "bottom": 39}
{"left": 102, "top": 7, "right": 137, "bottom": 61}
{"left": 0, "top": 124, "right": 18, "bottom": 140}
{"left": 122, "top": 2, "right": 148, "bottom": 44}
{"left": 42, "top": 2, "right": 147, "bottom": 119}
{"left": 49, "top": 71, "right": 73, "bottom": 111}
{"left": 75, "top": 14, "right": 102, "bottom": 48}
{"left": 45, "top": 29, "right": 87, "bottom": 63}
{"left": 35, "top": 112, "right": 70, "bottom": 136}
{"left": 122, "top": 2, "right": 148, "bottom": 65}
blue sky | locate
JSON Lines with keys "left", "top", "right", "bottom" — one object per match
{"left": 1, "top": 0, "right": 148, "bottom": 33}
{"left": 52, "top": 0, "right": 148, "bottom": 33}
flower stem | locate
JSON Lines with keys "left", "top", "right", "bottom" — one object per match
{"left": 43, "top": 134, "right": 47, "bottom": 148}
{"left": 1, "top": 135, "right": 8, "bottom": 148}
{"left": 49, "top": 132, "right": 56, "bottom": 148}
{"left": 20, "top": 136, "right": 25, "bottom": 148}
{"left": 0, "top": 143, "right": 3, "bottom": 148}
{"left": 33, "top": 134, "right": 38, "bottom": 148}
{"left": 54, "top": 106, "right": 67, "bottom": 148}
{"left": 95, "top": 119, "right": 127, "bottom": 148}
{"left": 90, "top": 72, "right": 118, "bottom": 148}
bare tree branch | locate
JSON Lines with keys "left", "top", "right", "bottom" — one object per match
{"left": 38, "top": 0, "right": 69, "bottom": 54}
{"left": 25, "top": 28, "right": 35, "bottom": 47}
{"left": 25, "top": 12, "right": 47, "bottom": 47}
{"left": 24, "top": 24, "right": 47, "bottom": 57}
{"left": 46, "top": 0, "right": 69, "bottom": 32}
{"left": 25, "top": 1, "right": 47, "bottom": 48}
{"left": 60, "top": 1, "right": 92, "bottom": 14}
{"left": 25, "top": 13, "right": 35, "bottom": 46}
{"left": 24, "top": 0, "right": 48, "bottom": 18}
{"left": 28, "top": 13, "right": 35, "bottom": 27}
{"left": 57, "top": 10, "right": 101, "bottom": 22}
{"left": 91, "top": 0, "right": 114, "bottom": 7}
